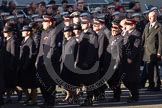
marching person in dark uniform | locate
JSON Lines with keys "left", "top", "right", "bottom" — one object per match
{"left": 93, "top": 16, "right": 109, "bottom": 100}
{"left": 105, "top": 5, "right": 115, "bottom": 30}
{"left": 5, "top": 15, "right": 18, "bottom": 35}
{"left": 29, "top": 22, "right": 41, "bottom": 52}
{"left": 76, "top": 13, "right": 99, "bottom": 106}
{"left": 132, "top": 13, "right": 144, "bottom": 34}
{"left": 44, "top": 16, "right": 63, "bottom": 103}
{"left": 2, "top": 26, "right": 19, "bottom": 103}
{"left": 107, "top": 20, "right": 123, "bottom": 102}
{"left": 0, "top": 29, "right": 4, "bottom": 107}
{"left": 60, "top": 26, "right": 78, "bottom": 102}
{"left": 35, "top": 15, "right": 56, "bottom": 107}
{"left": 98, "top": 14, "right": 111, "bottom": 41}
{"left": 142, "top": 11, "right": 162, "bottom": 91}
{"left": 121, "top": 19, "right": 141, "bottom": 103}
{"left": 73, "top": 24, "right": 82, "bottom": 43}
{"left": 17, "top": 14, "right": 28, "bottom": 45}
{"left": 18, "top": 25, "right": 37, "bottom": 105}
{"left": 70, "top": 11, "right": 81, "bottom": 25}
{"left": 94, "top": 14, "right": 111, "bottom": 100}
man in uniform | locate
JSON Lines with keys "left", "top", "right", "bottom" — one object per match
{"left": 93, "top": 15, "right": 109, "bottom": 100}
{"left": 121, "top": 19, "right": 141, "bottom": 103}
{"left": 107, "top": 20, "right": 123, "bottom": 102}
{"left": 36, "top": 15, "right": 56, "bottom": 107}
{"left": 142, "top": 11, "right": 162, "bottom": 91}
{"left": 76, "top": 13, "right": 98, "bottom": 106}
{"left": 2, "top": 25, "right": 18, "bottom": 103}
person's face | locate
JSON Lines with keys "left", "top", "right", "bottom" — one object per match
{"left": 135, "top": 3, "right": 141, "bottom": 10}
{"left": 10, "top": 1, "right": 16, "bottom": 7}
{"left": 32, "top": 2, "right": 38, "bottom": 8}
{"left": 68, "top": 7, "right": 73, "bottom": 12}
{"left": 37, "top": 22, "right": 43, "bottom": 27}
{"left": 81, "top": 19, "right": 90, "bottom": 30}
{"left": 62, "top": 3, "right": 68, "bottom": 8}
{"left": 9, "top": 19, "right": 15, "bottom": 24}
{"left": 18, "top": 17, "right": 24, "bottom": 23}
{"left": 133, "top": 16, "right": 140, "bottom": 22}
{"left": 93, "top": 23, "right": 100, "bottom": 31}
{"left": 81, "top": 23, "right": 89, "bottom": 30}
{"left": 126, "top": 13, "right": 133, "bottom": 18}
{"left": 120, "top": 19, "right": 126, "bottom": 30}
{"left": 125, "top": 24, "right": 135, "bottom": 31}
{"left": 47, "top": 7, "right": 53, "bottom": 14}
{"left": 2, "top": 0, "right": 7, "bottom": 5}
{"left": 64, "top": 31, "right": 72, "bottom": 38}
{"left": 42, "top": 21, "right": 51, "bottom": 30}
{"left": 77, "top": 3, "right": 84, "bottom": 10}
{"left": 73, "top": 17, "right": 80, "bottom": 24}
{"left": 41, "top": 5, "right": 46, "bottom": 12}
{"left": 160, "top": 8, "right": 162, "bottom": 12}
{"left": 108, "top": 8, "right": 115, "bottom": 14}
{"left": 3, "top": 32, "right": 10, "bottom": 38}
{"left": 73, "top": 29, "right": 81, "bottom": 35}
{"left": 149, "top": 12, "right": 157, "bottom": 23}
{"left": 111, "top": 28, "right": 120, "bottom": 36}
{"left": 143, "top": 13, "right": 148, "bottom": 20}
{"left": 64, "top": 20, "right": 72, "bottom": 26}
{"left": 114, "top": 15, "right": 120, "bottom": 20}
{"left": 22, "top": 31, "right": 30, "bottom": 37}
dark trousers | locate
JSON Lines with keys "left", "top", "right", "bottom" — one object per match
{"left": 0, "top": 92, "right": 3, "bottom": 106}
{"left": 140, "top": 62, "right": 148, "bottom": 88}
{"left": 108, "top": 68, "right": 121, "bottom": 99}
{"left": 40, "top": 85, "right": 56, "bottom": 106}
{"left": 146, "top": 62, "right": 161, "bottom": 88}
{"left": 123, "top": 81, "right": 139, "bottom": 100}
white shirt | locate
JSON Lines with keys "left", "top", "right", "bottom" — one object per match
{"left": 6, "top": 36, "right": 11, "bottom": 41}
{"left": 66, "top": 36, "right": 72, "bottom": 41}
{"left": 150, "top": 21, "right": 157, "bottom": 28}
{"left": 84, "top": 29, "right": 89, "bottom": 33}
{"left": 24, "top": 36, "right": 30, "bottom": 42}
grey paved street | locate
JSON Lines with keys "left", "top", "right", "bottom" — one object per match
{"left": 1, "top": 86, "right": 162, "bottom": 108}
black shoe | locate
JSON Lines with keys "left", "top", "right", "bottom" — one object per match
{"left": 147, "top": 87, "right": 161, "bottom": 91}
{"left": 22, "top": 97, "right": 32, "bottom": 105}
{"left": 5, "top": 98, "right": 12, "bottom": 104}
{"left": 39, "top": 103, "right": 54, "bottom": 108}
{"left": 28, "top": 103, "right": 37, "bottom": 106}
{"left": 109, "top": 98, "right": 120, "bottom": 102}
{"left": 80, "top": 99, "right": 93, "bottom": 106}
{"left": 98, "top": 94, "right": 105, "bottom": 101}
{"left": 154, "top": 87, "right": 161, "bottom": 91}
{"left": 127, "top": 97, "right": 138, "bottom": 103}
{"left": 0, "top": 100, "right": 4, "bottom": 107}
{"left": 17, "top": 91, "right": 22, "bottom": 102}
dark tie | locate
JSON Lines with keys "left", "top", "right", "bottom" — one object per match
{"left": 21, "top": 39, "right": 25, "bottom": 45}
{"left": 149, "top": 24, "right": 153, "bottom": 29}
{"left": 63, "top": 39, "right": 68, "bottom": 45}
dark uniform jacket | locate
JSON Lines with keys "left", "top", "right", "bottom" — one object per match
{"left": 60, "top": 37, "right": 78, "bottom": 86}
{"left": 36, "top": 28, "right": 56, "bottom": 85}
{"left": 36, "top": 28, "right": 53, "bottom": 65}
{"left": 76, "top": 28, "right": 98, "bottom": 70}
{"left": 107, "top": 34, "right": 123, "bottom": 66}
{"left": 3, "top": 35, "right": 18, "bottom": 89}
{"left": 142, "top": 22, "right": 162, "bottom": 62}
{"left": 75, "top": 28, "right": 99, "bottom": 85}
{"left": 96, "top": 29, "right": 109, "bottom": 76}
{"left": 19, "top": 36, "right": 37, "bottom": 88}
{"left": 121, "top": 29, "right": 141, "bottom": 82}
{"left": 102, "top": 25, "right": 111, "bottom": 40}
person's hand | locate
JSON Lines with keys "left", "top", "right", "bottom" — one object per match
{"left": 157, "top": 53, "right": 161, "bottom": 58}
{"left": 127, "top": 58, "right": 132, "bottom": 64}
